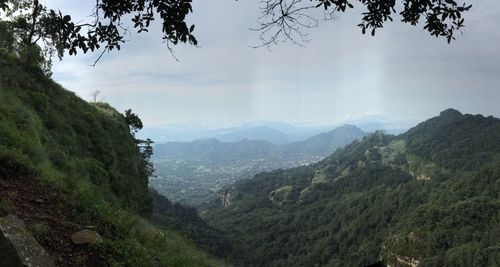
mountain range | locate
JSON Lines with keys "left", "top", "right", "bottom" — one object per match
{"left": 154, "top": 124, "right": 365, "bottom": 162}
{"left": 138, "top": 117, "right": 411, "bottom": 145}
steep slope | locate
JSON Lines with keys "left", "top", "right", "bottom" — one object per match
{"left": 152, "top": 125, "right": 365, "bottom": 206}
{"left": 149, "top": 189, "right": 234, "bottom": 258}
{"left": 0, "top": 55, "right": 226, "bottom": 265}
{"left": 201, "top": 109, "right": 500, "bottom": 266}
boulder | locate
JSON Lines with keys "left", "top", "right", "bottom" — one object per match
{"left": 0, "top": 215, "right": 56, "bottom": 267}
{"left": 71, "top": 229, "right": 102, "bottom": 245}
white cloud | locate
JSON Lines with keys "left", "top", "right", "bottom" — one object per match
{"left": 46, "top": 0, "right": 500, "bottom": 127}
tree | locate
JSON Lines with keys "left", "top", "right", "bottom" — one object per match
{"left": 254, "top": 0, "right": 472, "bottom": 47}
{"left": 0, "top": 0, "right": 197, "bottom": 66}
{"left": 90, "top": 90, "right": 101, "bottom": 103}
{"left": 124, "top": 109, "right": 143, "bottom": 135}
{"left": 138, "top": 138, "right": 156, "bottom": 178}
{"left": 0, "top": 0, "right": 472, "bottom": 65}
{"left": 122, "top": 109, "right": 155, "bottom": 177}
{"left": 0, "top": 21, "right": 15, "bottom": 54}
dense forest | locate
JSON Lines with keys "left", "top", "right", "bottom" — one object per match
{"left": 201, "top": 109, "right": 500, "bottom": 266}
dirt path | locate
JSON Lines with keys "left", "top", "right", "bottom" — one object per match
{"left": 0, "top": 176, "right": 102, "bottom": 266}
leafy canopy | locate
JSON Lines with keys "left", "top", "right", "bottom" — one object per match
{"left": 254, "top": 0, "right": 472, "bottom": 46}
{"left": 0, "top": 0, "right": 472, "bottom": 63}
{"left": 0, "top": 0, "right": 197, "bottom": 65}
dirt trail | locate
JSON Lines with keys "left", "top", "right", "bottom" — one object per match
{"left": 0, "top": 176, "right": 102, "bottom": 266}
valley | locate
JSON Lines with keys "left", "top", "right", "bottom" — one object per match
{"left": 151, "top": 125, "right": 366, "bottom": 206}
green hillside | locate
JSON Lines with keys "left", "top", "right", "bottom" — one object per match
{"left": 0, "top": 54, "right": 228, "bottom": 266}
{"left": 201, "top": 109, "right": 500, "bottom": 266}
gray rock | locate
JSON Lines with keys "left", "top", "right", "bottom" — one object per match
{"left": 0, "top": 215, "right": 56, "bottom": 267}
{"left": 71, "top": 229, "right": 102, "bottom": 245}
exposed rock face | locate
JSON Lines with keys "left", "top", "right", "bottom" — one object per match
{"left": 387, "top": 256, "right": 420, "bottom": 267}
{"left": 70, "top": 229, "right": 102, "bottom": 245}
{"left": 0, "top": 215, "right": 55, "bottom": 267}
{"left": 219, "top": 188, "right": 235, "bottom": 207}
{"left": 409, "top": 172, "right": 431, "bottom": 181}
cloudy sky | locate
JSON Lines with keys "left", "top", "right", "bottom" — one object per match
{"left": 46, "top": 0, "right": 500, "bottom": 128}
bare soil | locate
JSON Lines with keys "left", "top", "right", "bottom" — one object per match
{"left": 0, "top": 176, "right": 103, "bottom": 266}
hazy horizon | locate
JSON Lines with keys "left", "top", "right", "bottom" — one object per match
{"left": 46, "top": 0, "right": 500, "bottom": 128}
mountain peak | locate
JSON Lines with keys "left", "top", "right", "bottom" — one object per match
{"left": 439, "top": 108, "right": 463, "bottom": 119}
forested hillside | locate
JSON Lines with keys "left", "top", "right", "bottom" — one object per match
{"left": 202, "top": 109, "right": 500, "bottom": 266}
{"left": 0, "top": 54, "right": 228, "bottom": 265}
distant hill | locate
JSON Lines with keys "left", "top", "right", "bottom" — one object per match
{"left": 201, "top": 109, "right": 500, "bottom": 266}
{"left": 152, "top": 125, "right": 366, "bottom": 205}
{"left": 154, "top": 124, "right": 365, "bottom": 163}
{"left": 139, "top": 121, "right": 356, "bottom": 144}
{"left": 281, "top": 124, "right": 365, "bottom": 156}
{"left": 217, "top": 126, "right": 290, "bottom": 145}
{"left": 139, "top": 116, "right": 412, "bottom": 144}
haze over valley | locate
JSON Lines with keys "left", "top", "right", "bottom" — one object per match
{"left": 151, "top": 124, "right": 366, "bottom": 205}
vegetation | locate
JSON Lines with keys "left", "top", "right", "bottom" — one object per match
{"left": 0, "top": 53, "right": 226, "bottom": 265}
{"left": 149, "top": 188, "right": 234, "bottom": 259}
{"left": 202, "top": 109, "right": 500, "bottom": 266}
{"left": 254, "top": 0, "right": 472, "bottom": 46}
{"left": 0, "top": 0, "right": 197, "bottom": 65}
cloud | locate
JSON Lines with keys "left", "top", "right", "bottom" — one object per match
{"left": 47, "top": 0, "right": 500, "bottom": 127}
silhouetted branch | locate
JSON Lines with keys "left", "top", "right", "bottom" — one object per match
{"left": 252, "top": 0, "right": 333, "bottom": 48}
{"left": 253, "top": 0, "right": 472, "bottom": 47}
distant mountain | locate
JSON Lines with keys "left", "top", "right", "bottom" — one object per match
{"left": 217, "top": 126, "right": 290, "bottom": 145}
{"left": 201, "top": 109, "right": 500, "bottom": 266}
{"left": 140, "top": 116, "right": 413, "bottom": 144}
{"left": 152, "top": 125, "right": 366, "bottom": 205}
{"left": 240, "top": 121, "right": 298, "bottom": 133}
{"left": 154, "top": 124, "right": 365, "bottom": 163}
{"left": 282, "top": 124, "right": 365, "bottom": 156}
{"left": 139, "top": 122, "right": 331, "bottom": 144}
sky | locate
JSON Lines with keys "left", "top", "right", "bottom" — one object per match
{"left": 45, "top": 0, "right": 500, "bottom": 128}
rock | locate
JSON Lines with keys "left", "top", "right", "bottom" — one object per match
{"left": 0, "top": 215, "right": 56, "bottom": 267}
{"left": 219, "top": 187, "right": 236, "bottom": 208}
{"left": 71, "top": 229, "right": 102, "bottom": 245}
